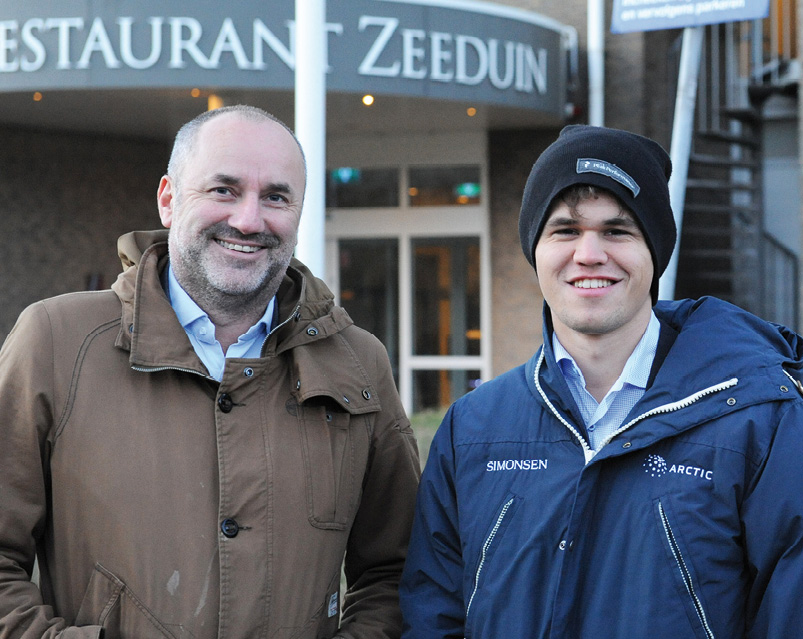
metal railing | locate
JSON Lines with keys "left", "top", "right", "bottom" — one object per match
{"left": 762, "top": 232, "right": 799, "bottom": 327}
{"left": 684, "top": 1, "right": 799, "bottom": 323}
{"left": 695, "top": 0, "right": 797, "bottom": 132}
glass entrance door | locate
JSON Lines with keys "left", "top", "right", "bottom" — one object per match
{"left": 338, "top": 239, "right": 399, "bottom": 381}
{"left": 325, "top": 130, "right": 490, "bottom": 416}
{"left": 336, "top": 232, "right": 487, "bottom": 414}
{"left": 411, "top": 237, "right": 481, "bottom": 411}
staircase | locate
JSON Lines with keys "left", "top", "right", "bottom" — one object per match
{"left": 675, "top": 106, "right": 763, "bottom": 314}
{"left": 673, "top": 16, "right": 799, "bottom": 326}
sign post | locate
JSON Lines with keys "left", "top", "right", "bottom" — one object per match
{"left": 611, "top": 0, "right": 770, "bottom": 299}
{"left": 295, "top": 0, "right": 327, "bottom": 281}
{"left": 659, "top": 26, "right": 704, "bottom": 301}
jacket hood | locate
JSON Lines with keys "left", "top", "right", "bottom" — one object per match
{"left": 652, "top": 297, "right": 803, "bottom": 386}
{"left": 117, "top": 229, "right": 167, "bottom": 269}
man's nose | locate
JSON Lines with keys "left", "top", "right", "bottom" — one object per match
{"left": 227, "top": 193, "right": 264, "bottom": 235}
{"left": 573, "top": 232, "right": 608, "bottom": 265}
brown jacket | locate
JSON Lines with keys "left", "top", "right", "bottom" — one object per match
{"left": 0, "top": 230, "right": 420, "bottom": 639}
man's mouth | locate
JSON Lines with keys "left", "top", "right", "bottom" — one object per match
{"left": 216, "top": 239, "right": 261, "bottom": 253}
{"left": 572, "top": 278, "right": 614, "bottom": 289}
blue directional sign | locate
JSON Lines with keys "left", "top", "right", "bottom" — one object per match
{"left": 612, "top": 0, "right": 770, "bottom": 33}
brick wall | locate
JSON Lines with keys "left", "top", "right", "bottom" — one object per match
{"left": 497, "top": 0, "right": 678, "bottom": 139}
{"left": 0, "top": 126, "right": 169, "bottom": 340}
{"left": 488, "top": 128, "right": 561, "bottom": 375}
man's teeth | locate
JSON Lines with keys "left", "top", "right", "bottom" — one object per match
{"left": 217, "top": 239, "right": 260, "bottom": 253}
{"left": 574, "top": 278, "right": 612, "bottom": 289}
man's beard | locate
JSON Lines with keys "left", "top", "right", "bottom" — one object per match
{"left": 170, "top": 222, "right": 293, "bottom": 315}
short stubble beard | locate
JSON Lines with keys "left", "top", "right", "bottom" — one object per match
{"left": 169, "top": 222, "right": 294, "bottom": 322}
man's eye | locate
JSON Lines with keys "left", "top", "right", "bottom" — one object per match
{"left": 266, "top": 193, "right": 288, "bottom": 203}
{"left": 213, "top": 187, "right": 232, "bottom": 195}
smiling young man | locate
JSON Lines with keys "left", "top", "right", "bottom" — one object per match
{"left": 0, "top": 105, "right": 420, "bottom": 639}
{"left": 400, "top": 125, "right": 803, "bottom": 638}
{"left": 535, "top": 187, "right": 655, "bottom": 403}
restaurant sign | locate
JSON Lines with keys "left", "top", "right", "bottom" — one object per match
{"left": 0, "top": 0, "right": 575, "bottom": 115}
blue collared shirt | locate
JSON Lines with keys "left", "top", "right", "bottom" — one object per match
{"left": 167, "top": 264, "right": 274, "bottom": 381}
{"left": 553, "top": 312, "right": 660, "bottom": 452}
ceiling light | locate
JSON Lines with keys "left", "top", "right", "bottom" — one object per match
{"left": 362, "top": 94, "right": 375, "bottom": 106}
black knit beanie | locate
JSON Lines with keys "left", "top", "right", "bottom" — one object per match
{"left": 519, "top": 125, "right": 676, "bottom": 302}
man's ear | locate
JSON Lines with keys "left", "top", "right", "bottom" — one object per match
{"left": 157, "top": 175, "right": 175, "bottom": 228}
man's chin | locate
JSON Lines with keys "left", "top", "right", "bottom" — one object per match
{"left": 211, "top": 278, "right": 273, "bottom": 298}
{"left": 210, "top": 264, "right": 287, "bottom": 297}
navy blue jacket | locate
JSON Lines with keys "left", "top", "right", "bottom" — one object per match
{"left": 400, "top": 297, "right": 803, "bottom": 638}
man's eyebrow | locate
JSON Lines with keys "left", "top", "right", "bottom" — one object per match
{"left": 263, "top": 182, "right": 293, "bottom": 195}
{"left": 212, "top": 173, "right": 241, "bottom": 186}
{"left": 544, "top": 215, "right": 578, "bottom": 227}
{"left": 544, "top": 213, "right": 639, "bottom": 228}
{"left": 602, "top": 216, "right": 640, "bottom": 228}
{"left": 211, "top": 174, "right": 295, "bottom": 196}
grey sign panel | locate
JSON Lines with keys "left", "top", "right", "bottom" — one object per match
{"left": 611, "top": 0, "right": 770, "bottom": 33}
{"left": 0, "top": 0, "right": 573, "bottom": 116}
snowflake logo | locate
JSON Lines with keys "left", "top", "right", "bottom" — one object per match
{"left": 643, "top": 454, "right": 668, "bottom": 477}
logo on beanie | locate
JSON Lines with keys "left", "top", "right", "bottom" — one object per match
{"left": 576, "top": 159, "right": 640, "bottom": 197}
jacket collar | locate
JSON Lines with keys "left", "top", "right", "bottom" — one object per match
{"left": 527, "top": 307, "right": 587, "bottom": 432}
{"left": 113, "top": 231, "right": 208, "bottom": 375}
{"left": 528, "top": 297, "right": 803, "bottom": 458}
{"left": 110, "top": 231, "right": 374, "bottom": 413}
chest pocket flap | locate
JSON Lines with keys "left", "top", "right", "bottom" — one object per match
{"left": 298, "top": 398, "right": 371, "bottom": 530}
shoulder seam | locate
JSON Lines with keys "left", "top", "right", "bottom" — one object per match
{"left": 53, "top": 318, "right": 122, "bottom": 441}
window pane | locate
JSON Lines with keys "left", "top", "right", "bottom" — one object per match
{"left": 408, "top": 165, "right": 481, "bottom": 206}
{"left": 327, "top": 167, "right": 399, "bottom": 208}
{"left": 412, "top": 237, "right": 481, "bottom": 356}
{"left": 338, "top": 239, "right": 399, "bottom": 380}
{"left": 413, "top": 369, "right": 482, "bottom": 413}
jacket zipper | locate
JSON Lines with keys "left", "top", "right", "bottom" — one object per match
{"left": 658, "top": 502, "right": 716, "bottom": 639}
{"left": 262, "top": 305, "right": 302, "bottom": 352}
{"left": 465, "top": 497, "right": 514, "bottom": 619}
{"left": 533, "top": 349, "right": 595, "bottom": 463}
{"left": 533, "top": 348, "right": 739, "bottom": 464}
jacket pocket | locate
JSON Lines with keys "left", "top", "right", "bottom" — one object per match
{"left": 299, "top": 400, "right": 368, "bottom": 530}
{"left": 465, "top": 493, "right": 519, "bottom": 635}
{"left": 273, "top": 570, "right": 341, "bottom": 639}
{"left": 655, "top": 499, "right": 716, "bottom": 639}
{"left": 74, "top": 564, "right": 176, "bottom": 639}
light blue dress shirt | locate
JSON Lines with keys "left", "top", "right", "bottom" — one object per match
{"left": 553, "top": 312, "right": 660, "bottom": 452}
{"left": 167, "top": 264, "right": 274, "bottom": 381}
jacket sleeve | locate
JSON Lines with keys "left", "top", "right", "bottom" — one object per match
{"left": 399, "top": 406, "right": 465, "bottom": 639}
{"left": 0, "top": 303, "right": 103, "bottom": 638}
{"left": 336, "top": 344, "right": 421, "bottom": 639}
{"left": 741, "top": 400, "right": 803, "bottom": 637}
